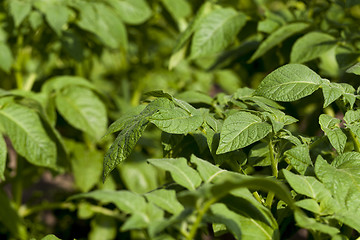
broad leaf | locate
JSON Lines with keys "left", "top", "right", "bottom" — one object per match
{"left": 291, "top": 32, "right": 336, "bottom": 63}
{"left": 9, "top": 0, "right": 32, "bottom": 27}
{"left": 55, "top": 87, "right": 107, "bottom": 139}
{"left": 210, "top": 203, "right": 276, "bottom": 240}
{"left": 315, "top": 154, "right": 360, "bottom": 231}
{"left": 344, "top": 110, "right": 360, "bottom": 140}
{"left": 41, "top": 234, "right": 61, "bottom": 240}
{"left": 0, "top": 103, "right": 57, "bottom": 169}
{"left": 217, "top": 111, "right": 271, "bottom": 154}
{"left": 255, "top": 64, "right": 322, "bottom": 102}
{"left": 249, "top": 22, "right": 309, "bottom": 62}
{"left": 70, "top": 190, "right": 147, "bottom": 213}
{"left": 283, "top": 170, "right": 331, "bottom": 202}
{"left": 145, "top": 189, "right": 184, "bottom": 214}
{"left": 0, "top": 135, "right": 6, "bottom": 180}
{"left": 319, "top": 114, "right": 346, "bottom": 154}
{"left": 103, "top": 98, "right": 174, "bottom": 180}
{"left": 190, "top": 8, "right": 247, "bottom": 59}
{"left": 346, "top": 62, "right": 360, "bottom": 75}
{"left": 284, "top": 145, "right": 313, "bottom": 175}
{"left": 108, "top": 0, "right": 152, "bottom": 25}
{"left": 294, "top": 211, "right": 340, "bottom": 236}
{"left": 148, "top": 158, "right": 202, "bottom": 190}
{"left": 150, "top": 107, "right": 203, "bottom": 134}
{"left": 42, "top": 76, "right": 97, "bottom": 93}
{"left": 190, "top": 155, "right": 227, "bottom": 183}
{"left": 89, "top": 215, "right": 117, "bottom": 240}
{"left": 320, "top": 80, "right": 344, "bottom": 108}
{"left": 0, "top": 42, "right": 14, "bottom": 73}
{"left": 161, "top": 0, "right": 191, "bottom": 20}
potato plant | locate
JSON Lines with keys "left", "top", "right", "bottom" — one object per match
{"left": 0, "top": 0, "right": 360, "bottom": 239}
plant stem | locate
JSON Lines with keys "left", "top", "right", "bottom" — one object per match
{"left": 14, "top": 35, "right": 24, "bottom": 90}
{"left": 13, "top": 156, "right": 24, "bottom": 209}
{"left": 187, "top": 198, "right": 216, "bottom": 240}
{"left": 23, "top": 73, "right": 37, "bottom": 91}
{"left": 266, "top": 138, "right": 277, "bottom": 208}
{"left": 349, "top": 130, "right": 360, "bottom": 152}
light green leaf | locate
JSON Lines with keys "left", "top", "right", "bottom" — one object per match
{"left": 283, "top": 170, "right": 331, "bottom": 202}
{"left": 217, "top": 111, "right": 272, "bottom": 154}
{"left": 34, "top": 0, "right": 72, "bottom": 35}
{"left": 0, "top": 189, "right": 28, "bottom": 240}
{"left": 70, "top": 189, "right": 147, "bottom": 213}
{"left": 294, "top": 211, "right": 340, "bottom": 236}
{"left": 284, "top": 145, "right": 312, "bottom": 175}
{"left": 0, "top": 135, "right": 6, "bottom": 180}
{"left": 344, "top": 110, "right": 360, "bottom": 140}
{"left": 190, "top": 8, "right": 247, "bottom": 59}
{"left": 346, "top": 62, "right": 360, "bottom": 75}
{"left": 74, "top": 2, "right": 127, "bottom": 48}
{"left": 148, "top": 158, "right": 202, "bottom": 190}
{"left": 161, "top": 0, "right": 191, "bottom": 20}
{"left": 255, "top": 64, "right": 322, "bottom": 102}
{"left": 150, "top": 107, "right": 203, "bottom": 134}
{"left": 9, "top": 0, "right": 32, "bottom": 27}
{"left": 42, "top": 76, "right": 97, "bottom": 93}
{"left": 41, "top": 234, "right": 61, "bottom": 240}
{"left": 315, "top": 154, "right": 360, "bottom": 231}
{"left": 295, "top": 199, "right": 322, "bottom": 215}
{"left": 291, "top": 32, "right": 336, "bottom": 63}
{"left": 0, "top": 42, "right": 14, "bottom": 73}
{"left": 210, "top": 203, "right": 275, "bottom": 240}
{"left": 175, "top": 91, "right": 213, "bottom": 105}
{"left": 55, "top": 87, "right": 107, "bottom": 139}
{"left": 108, "top": 0, "right": 152, "bottom": 25}
{"left": 190, "top": 155, "right": 227, "bottom": 183}
{"left": 320, "top": 80, "right": 344, "bottom": 108}
{"left": 0, "top": 103, "right": 57, "bottom": 169}
{"left": 248, "top": 142, "right": 271, "bottom": 166}
{"left": 67, "top": 140, "right": 103, "bottom": 192}
{"left": 319, "top": 114, "right": 346, "bottom": 154}
{"left": 89, "top": 215, "right": 116, "bottom": 240}
{"left": 249, "top": 22, "right": 309, "bottom": 62}
{"left": 145, "top": 189, "right": 184, "bottom": 214}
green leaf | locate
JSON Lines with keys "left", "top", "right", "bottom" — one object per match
{"left": 249, "top": 22, "right": 309, "bottom": 62}
{"left": 255, "top": 64, "right": 322, "bottom": 102}
{"left": 190, "top": 155, "right": 227, "bottom": 183}
{"left": 70, "top": 189, "right": 147, "bottom": 213}
{"left": 0, "top": 189, "right": 28, "bottom": 240}
{"left": 210, "top": 203, "right": 276, "bottom": 240}
{"left": 67, "top": 140, "right": 103, "bottom": 192}
{"left": 295, "top": 199, "right": 322, "bottom": 215}
{"left": 320, "top": 80, "right": 344, "bottom": 108}
{"left": 9, "top": 0, "right": 32, "bottom": 27}
{"left": 248, "top": 142, "right": 271, "bottom": 166}
{"left": 0, "top": 103, "right": 57, "bottom": 169}
{"left": 319, "top": 114, "right": 346, "bottom": 154}
{"left": 315, "top": 154, "right": 360, "bottom": 231}
{"left": 0, "top": 42, "right": 14, "bottom": 73}
{"left": 108, "top": 0, "right": 152, "bottom": 25}
{"left": 34, "top": 0, "right": 72, "bottom": 35}
{"left": 190, "top": 8, "right": 247, "bottom": 59}
{"left": 346, "top": 62, "right": 360, "bottom": 75}
{"left": 42, "top": 76, "right": 97, "bottom": 93}
{"left": 0, "top": 135, "right": 6, "bottom": 180}
{"left": 283, "top": 170, "right": 331, "bottom": 202}
{"left": 175, "top": 91, "right": 213, "bottom": 105}
{"left": 344, "top": 110, "right": 360, "bottom": 140}
{"left": 150, "top": 107, "right": 203, "bottom": 134}
{"left": 291, "top": 32, "right": 337, "bottom": 63}
{"left": 41, "top": 234, "right": 61, "bottom": 240}
{"left": 148, "top": 158, "right": 202, "bottom": 190}
{"left": 294, "top": 211, "right": 340, "bottom": 236}
{"left": 103, "top": 98, "right": 174, "bottom": 181}
{"left": 74, "top": 2, "right": 127, "bottom": 48}
{"left": 161, "top": 0, "right": 191, "bottom": 20}
{"left": 55, "top": 87, "right": 107, "bottom": 139}
{"left": 284, "top": 145, "right": 313, "bottom": 175}
{"left": 89, "top": 215, "right": 116, "bottom": 240}
{"left": 217, "top": 111, "right": 272, "bottom": 154}
{"left": 145, "top": 189, "right": 184, "bottom": 215}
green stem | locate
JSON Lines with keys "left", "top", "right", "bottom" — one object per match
{"left": 266, "top": 138, "right": 277, "bottom": 208}
{"left": 349, "top": 130, "right": 360, "bottom": 152}
{"left": 14, "top": 35, "right": 24, "bottom": 90}
{"left": 23, "top": 73, "right": 37, "bottom": 91}
{"left": 13, "top": 156, "right": 24, "bottom": 209}
{"left": 187, "top": 198, "right": 217, "bottom": 240}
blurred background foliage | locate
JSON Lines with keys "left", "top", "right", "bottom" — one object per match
{"left": 0, "top": 0, "right": 360, "bottom": 239}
